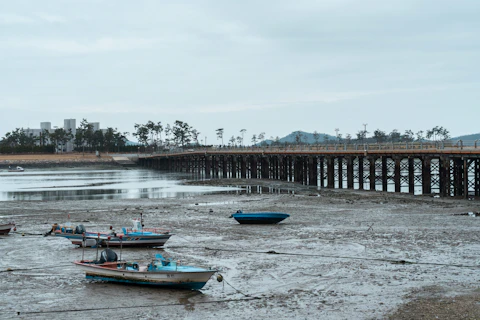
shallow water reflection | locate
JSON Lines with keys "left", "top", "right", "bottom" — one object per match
{"left": 0, "top": 168, "right": 240, "bottom": 201}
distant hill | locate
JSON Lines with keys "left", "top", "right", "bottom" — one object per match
{"left": 125, "top": 140, "right": 141, "bottom": 146}
{"left": 263, "top": 131, "right": 336, "bottom": 145}
{"left": 450, "top": 133, "right": 480, "bottom": 146}
{"left": 260, "top": 131, "right": 480, "bottom": 146}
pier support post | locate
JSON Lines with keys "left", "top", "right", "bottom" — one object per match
{"left": 205, "top": 156, "right": 211, "bottom": 178}
{"left": 346, "top": 156, "right": 354, "bottom": 189}
{"left": 394, "top": 157, "right": 401, "bottom": 193}
{"left": 408, "top": 157, "right": 415, "bottom": 194}
{"left": 338, "top": 157, "right": 343, "bottom": 189}
{"left": 319, "top": 157, "right": 325, "bottom": 187}
{"left": 327, "top": 156, "right": 335, "bottom": 188}
{"left": 251, "top": 156, "right": 258, "bottom": 179}
{"left": 369, "top": 157, "right": 376, "bottom": 191}
{"left": 422, "top": 156, "right": 432, "bottom": 195}
{"left": 309, "top": 156, "right": 318, "bottom": 186}
{"left": 382, "top": 156, "right": 388, "bottom": 192}
{"left": 358, "top": 157, "right": 364, "bottom": 190}
{"left": 241, "top": 156, "right": 247, "bottom": 179}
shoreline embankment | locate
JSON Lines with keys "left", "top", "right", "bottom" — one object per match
{"left": 0, "top": 153, "right": 120, "bottom": 169}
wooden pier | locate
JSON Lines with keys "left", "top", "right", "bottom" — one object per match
{"left": 137, "top": 145, "right": 480, "bottom": 199}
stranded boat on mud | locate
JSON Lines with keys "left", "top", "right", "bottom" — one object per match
{"left": 74, "top": 249, "right": 217, "bottom": 290}
{"left": 45, "top": 218, "right": 172, "bottom": 248}
{"left": 8, "top": 166, "right": 24, "bottom": 172}
{"left": 0, "top": 222, "right": 16, "bottom": 235}
{"left": 230, "top": 210, "right": 290, "bottom": 224}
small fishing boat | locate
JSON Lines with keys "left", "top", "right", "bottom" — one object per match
{"left": 0, "top": 222, "right": 16, "bottom": 235}
{"left": 230, "top": 210, "right": 290, "bottom": 224}
{"left": 8, "top": 166, "right": 24, "bottom": 172}
{"left": 74, "top": 249, "right": 217, "bottom": 290}
{"left": 45, "top": 218, "right": 172, "bottom": 248}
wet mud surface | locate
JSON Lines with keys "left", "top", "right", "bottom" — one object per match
{"left": 2, "top": 179, "right": 480, "bottom": 319}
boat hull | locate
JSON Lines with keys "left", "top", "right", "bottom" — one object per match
{"left": 0, "top": 223, "right": 15, "bottom": 235}
{"left": 74, "top": 261, "right": 216, "bottom": 290}
{"left": 231, "top": 212, "right": 290, "bottom": 224}
{"left": 54, "top": 232, "right": 172, "bottom": 247}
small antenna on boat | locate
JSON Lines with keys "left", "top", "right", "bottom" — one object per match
{"left": 119, "top": 235, "right": 123, "bottom": 260}
{"left": 82, "top": 233, "right": 85, "bottom": 261}
{"left": 95, "top": 233, "right": 100, "bottom": 261}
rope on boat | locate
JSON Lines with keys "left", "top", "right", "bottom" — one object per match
{"left": 9, "top": 296, "right": 261, "bottom": 316}
{"left": 9, "top": 231, "right": 44, "bottom": 236}
{"left": 0, "top": 264, "right": 72, "bottom": 273}
{"left": 216, "top": 273, "right": 250, "bottom": 297}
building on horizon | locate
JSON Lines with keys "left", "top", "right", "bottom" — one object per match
{"left": 89, "top": 122, "right": 100, "bottom": 132}
{"left": 40, "top": 122, "right": 52, "bottom": 132}
{"left": 64, "top": 119, "right": 76, "bottom": 152}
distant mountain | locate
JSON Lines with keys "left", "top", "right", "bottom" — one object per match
{"left": 260, "top": 131, "right": 480, "bottom": 146}
{"left": 450, "top": 133, "right": 480, "bottom": 146}
{"left": 125, "top": 139, "right": 141, "bottom": 146}
{"left": 263, "top": 131, "right": 336, "bottom": 145}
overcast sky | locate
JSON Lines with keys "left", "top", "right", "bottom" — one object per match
{"left": 1, "top": 0, "right": 479, "bottom": 143}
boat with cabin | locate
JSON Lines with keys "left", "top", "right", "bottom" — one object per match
{"left": 74, "top": 249, "right": 217, "bottom": 290}
{"left": 45, "top": 218, "right": 172, "bottom": 248}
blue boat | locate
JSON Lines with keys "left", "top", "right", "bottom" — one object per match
{"left": 230, "top": 210, "right": 290, "bottom": 224}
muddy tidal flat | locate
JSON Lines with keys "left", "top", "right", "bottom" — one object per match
{"left": 2, "top": 179, "right": 480, "bottom": 319}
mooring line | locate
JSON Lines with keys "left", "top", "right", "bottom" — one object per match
{"left": 202, "top": 246, "right": 480, "bottom": 269}
{"left": 7, "top": 296, "right": 261, "bottom": 316}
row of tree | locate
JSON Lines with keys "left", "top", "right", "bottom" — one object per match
{"left": 0, "top": 119, "right": 132, "bottom": 153}
{"left": 281, "top": 126, "right": 451, "bottom": 146}
{"left": 74, "top": 119, "right": 129, "bottom": 153}
{"left": 0, "top": 121, "right": 452, "bottom": 154}
{"left": 132, "top": 120, "right": 200, "bottom": 150}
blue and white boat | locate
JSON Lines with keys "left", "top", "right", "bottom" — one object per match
{"left": 230, "top": 210, "right": 290, "bottom": 224}
{"left": 74, "top": 249, "right": 217, "bottom": 290}
{"left": 46, "top": 218, "right": 172, "bottom": 248}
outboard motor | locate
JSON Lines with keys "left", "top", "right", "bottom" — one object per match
{"left": 75, "top": 224, "right": 86, "bottom": 234}
{"left": 97, "top": 249, "right": 118, "bottom": 264}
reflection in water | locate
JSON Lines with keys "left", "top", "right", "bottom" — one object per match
{"left": 0, "top": 169, "right": 241, "bottom": 202}
{"left": 0, "top": 168, "right": 298, "bottom": 202}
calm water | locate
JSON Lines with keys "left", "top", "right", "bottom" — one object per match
{"left": 0, "top": 168, "right": 241, "bottom": 201}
